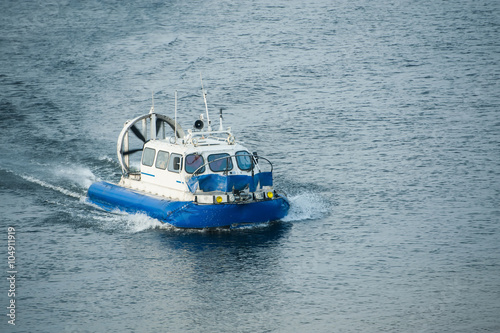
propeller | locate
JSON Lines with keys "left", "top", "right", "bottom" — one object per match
{"left": 156, "top": 118, "right": 163, "bottom": 137}
{"left": 122, "top": 148, "right": 143, "bottom": 156}
{"left": 121, "top": 124, "right": 147, "bottom": 156}
{"left": 130, "top": 124, "right": 146, "bottom": 143}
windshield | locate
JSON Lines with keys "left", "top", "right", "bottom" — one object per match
{"left": 235, "top": 151, "right": 253, "bottom": 171}
{"left": 208, "top": 153, "right": 233, "bottom": 172}
{"left": 185, "top": 154, "right": 205, "bottom": 174}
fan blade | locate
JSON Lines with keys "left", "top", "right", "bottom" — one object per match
{"left": 156, "top": 119, "right": 162, "bottom": 137}
{"left": 130, "top": 124, "right": 146, "bottom": 143}
{"left": 122, "top": 148, "right": 143, "bottom": 156}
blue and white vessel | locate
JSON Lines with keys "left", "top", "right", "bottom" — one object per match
{"left": 88, "top": 85, "right": 290, "bottom": 228}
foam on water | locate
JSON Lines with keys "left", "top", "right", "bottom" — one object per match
{"left": 283, "top": 191, "right": 331, "bottom": 222}
{"left": 76, "top": 201, "right": 174, "bottom": 233}
{"left": 104, "top": 211, "right": 172, "bottom": 233}
{"left": 17, "top": 165, "right": 99, "bottom": 200}
{"left": 123, "top": 213, "right": 173, "bottom": 232}
{"left": 52, "top": 165, "right": 99, "bottom": 189}
{"left": 98, "top": 155, "right": 116, "bottom": 164}
{"left": 21, "top": 174, "right": 83, "bottom": 199}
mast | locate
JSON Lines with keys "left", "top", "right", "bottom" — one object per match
{"left": 219, "top": 108, "right": 224, "bottom": 131}
{"left": 200, "top": 73, "right": 212, "bottom": 131}
{"left": 174, "top": 90, "right": 178, "bottom": 143}
{"left": 150, "top": 91, "right": 156, "bottom": 139}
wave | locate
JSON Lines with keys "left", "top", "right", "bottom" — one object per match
{"left": 20, "top": 174, "right": 83, "bottom": 199}
{"left": 16, "top": 165, "right": 98, "bottom": 200}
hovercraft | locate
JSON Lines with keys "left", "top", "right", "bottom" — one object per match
{"left": 87, "top": 84, "right": 290, "bottom": 228}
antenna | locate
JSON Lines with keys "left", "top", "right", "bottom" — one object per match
{"left": 219, "top": 108, "right": 224, "bottom": 131}
{"left": 149, "top": 91, "right": 154, "bottom": 114}
{"left": 150, "top": 91, "right": 156, "bottom": 139}
{"left": 200, "top": 73, "right": 211, "bottom": 131}
{"left": 174, "top": 90, "right": 178, "bottom": 143}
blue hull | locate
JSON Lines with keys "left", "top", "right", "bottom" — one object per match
{"left": 87, "top": 181, "right": 290, "bottom": 228}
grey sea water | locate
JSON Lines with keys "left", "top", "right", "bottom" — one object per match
{"left": 1, "top": 0, "right": 499, "bottom": 332}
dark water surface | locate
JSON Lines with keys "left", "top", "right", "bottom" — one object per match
{"left": 1, "top": 0, "right": 499, "bottom": 332}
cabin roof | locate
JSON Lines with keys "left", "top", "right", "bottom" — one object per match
{"left": 144, "top": 137, "right": 249, "bottom": 155}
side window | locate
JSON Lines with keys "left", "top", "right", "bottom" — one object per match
{"left": 155, "top": 151, "right": 169, "bottom": 170}
{"left": 142, "top": 148, "right": 156, "bottom": 167}
{"left": 168, "top": 153, "right": 183, "bottom": 173}
{"left": 185, "top": 154, "right": 205, "bottom": 174}
{"left": 208, "top": 153, "right": 233, "bottom": 172}
{"left": 235, "top": 151, "right": 253, "bottom": 171}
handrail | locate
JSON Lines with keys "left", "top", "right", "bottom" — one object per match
{"left": 184, "top": 129, "right": 235, "bottom": 146}
{"left": 189, "top": 153, "right": 273, "bottom": 176}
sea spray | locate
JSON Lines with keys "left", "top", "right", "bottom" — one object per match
{"left": 283, "top": 192, "right": 331, "bottom": 222}
{"left": 20, "top": 174, "right": 82, "bottom": 199}
{"left": 53, "top": 165, "right": 98, "bottom": 189}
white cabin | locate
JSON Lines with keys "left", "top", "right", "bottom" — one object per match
{"left": 118, "top": 114, "right": 275, "bottom": 205}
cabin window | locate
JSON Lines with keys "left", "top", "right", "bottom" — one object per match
{"left": 236, "top": 151, "right": 253, "bottom": 171}
{"left": 142, "top": 148, "right": 156, "bottom": 167}
{"left": 185, "top": 153, "right": 205, "bottom": 174}
{"left": 208, "top": 153, "right": 233, "bottom": 172}
{"left": 168, "top": 153, "right": 183, "bottom": 173}
{"left": 155, "top": 151, "right": 169, "bottom": 170}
